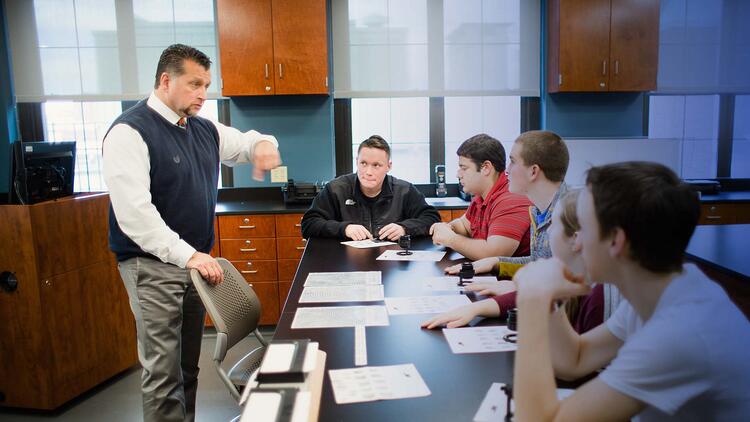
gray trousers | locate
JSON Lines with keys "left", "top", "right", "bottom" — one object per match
{"left": 118, "top": 257, "right": 206, "bottom": 422}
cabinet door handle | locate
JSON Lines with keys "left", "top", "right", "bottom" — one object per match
{"left": 294, "top": 223, "right": 301, "bottom": 227}
{"left": 279, "top": 63, "right": 284, "bottom": 79}
{"left": 602, "top": 60, "right": 607, "bottom": 76}
{"left": 614, "top": 60, "right": 619, "bottom": 75}
{"left": 706, "top": 215, "right": 722, "bottom": 220}
{"left": 264, "top": 63, "right": 269, "bottom": 79}
{"left": 241, "top": 270, "right": 259, "bottom": 274}
{"left": 296, "top": 246, "right": 306, "bottom": 250}
{"left": 239, "top": 225, "right": 256, "bottom": 229}
{"left": 240, "top": 248, "right": 258, "bottom": 252}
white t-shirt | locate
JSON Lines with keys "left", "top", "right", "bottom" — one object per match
{"left": 600, "top": 264, "right": 750, "bottom": 422}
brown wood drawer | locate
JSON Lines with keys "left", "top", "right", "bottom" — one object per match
{"left": 275, "top": 213, "right": 304, "bottom": 237}
{"left": 451, "top": 209, "right": 466, "bottom": 220}
{"left": 279, "top": 281, "right": 293, "bottom": 311}
{"left": 248, "top": 281, "right": 280, "bottom": 325}
{"left": 218, "top": 214, "right": 275, "bottom": 238}
{"left": 699, "top": 204, "right": 737, "bottom": 225}
{"left": 438, "top": 210, "right": 452, "bottom": 222}
{"left": 277, "top": 237, "right": 307, "bottom": 259}
{"left": 220, "top": 238, "right": 277, "bottom": 260}
{"left": 210, "top": 219, "right": 220, "bottom": 257}
{"left": 735, "top": 204, "right": 750, "bottom": 224}
{"left": 278, "top": 258, "right": 300, "bottom": 281}
{"left": 230, "top": 259, "right": 278, "bottom": 282}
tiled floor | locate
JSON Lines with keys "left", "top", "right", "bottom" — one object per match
{"left": 0, "top": 328, "right": 273, "bottom": 422}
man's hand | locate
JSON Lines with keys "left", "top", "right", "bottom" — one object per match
{"left": 514, "top": 258, "right": 590, "bottom": 302}
{"left": 444, "top": 256, "right": 497, "bottom": 275}
{"left": 378, "top": 223, "right": 406, "bottom": 241}
{"left": 186, "top": 252, "right": 224, "bottom": 285}
{"left": 430, "top": 222, "right": 456, "bottom": 247}
{"left": 421, "top": 303, "right": 478, "bottom": 329}
{"left": 464, "top": 280, "right": 516, "bottom": 296}
{"left": 345, "top": 224, "right": 373, "bottom": 241}
{"left": 252, "top": 140, "right": 282, "bottom": 181}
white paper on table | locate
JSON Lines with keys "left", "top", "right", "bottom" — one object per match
{"left": 443, "top": 326, "right": 517, "bottom": 354}
{"left": 354, "top": 325, "right": 367, "bottom": 366}
{"left": 341, "top": 239, "right": 397, "bottom": 248}
{"left": 299, "top": 285, "right": 384, "bottom": 303}
{"left": 384, "top": 295, "right": 471, "bottom": 315}
{"left": 328, "top": 363, "right": 431, "bottom": 404}
{"left": 473, "top": 383, "right": 576, "bottom": 421}
{"left": 447, "top": 251, "right": 466, "bottom": 260}
{"left": 304, "top": 271, "right": 382, "bottom": 287}
{"left": 291, "top": 305, "right": 389, "bottom": 329}
{"left": 421, "top": 276, "right": 498, "bottom": 292}
{"left": 376, "top": 250, "right": 447, "bottom": 262}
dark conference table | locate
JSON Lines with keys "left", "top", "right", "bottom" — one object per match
{"left": 273, "top": 236, "right": 514, "bottom": 421}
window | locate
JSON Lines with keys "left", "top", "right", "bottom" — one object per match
{"left": 732, "top": 95, "right": 750, "bottom": 178}
{"left": 42, "top": 99, "right": 220, "bottom": 192}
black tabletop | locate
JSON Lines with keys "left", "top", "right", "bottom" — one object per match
{"left": 686, "top": 224, "right": 750, "bottom": 281}
{"left": 273, "top": 237, "right": 514, "bottom": 421}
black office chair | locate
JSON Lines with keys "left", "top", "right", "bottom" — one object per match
{"left": 189, "top": 258, "right": 268, "bottom": 401}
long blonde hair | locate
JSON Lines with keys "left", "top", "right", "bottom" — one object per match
{"left": 557, "top": 189, "right": 584, "bottom": 324}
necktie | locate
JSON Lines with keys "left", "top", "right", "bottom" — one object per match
{"left": 177, "top": 117, "right": 187, "bottom": 128}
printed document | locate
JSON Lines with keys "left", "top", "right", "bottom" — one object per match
{"left": 421, "top": 276, "right": 498, "bottom": 292}
{"left": 341, "top": 239, "right": 397, "bottom": 248}
{"left": 376, "top": 250, "right": 447, "bottom": 261}
{"left": 443, "top": 326, "right": 517, "bottom": 354}
{"left": 329, "top": 364, "right": 431, "bottom": 404}
{"left": 291, "top": 305, "right": 389, "bottom": 329}
{"left": 384, "top": 295, "right": 471, "bottom": 315}
{"left": 304, "top": 271, "right": 381, "bottom": 287}
{"left": 299, "top": 285, "right": 385, "bottom": 303}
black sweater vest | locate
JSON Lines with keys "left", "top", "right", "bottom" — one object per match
{"left": 106, "top": 100, "right": 220, "bottom": 262}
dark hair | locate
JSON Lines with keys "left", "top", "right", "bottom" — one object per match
{"left": 514, "top": 130, "right": 569, "bottom": 182}
{"left": 585, "top": 161, "right": 700, "bottom": 274}
{"left": 154, "top": 44, "right": 212, "bottom": 89}
{"left": 358, "top": 135, "right": 391, "bottom": 159}
{"left": 456, "top": 133, "right": 506, "bottom": 173}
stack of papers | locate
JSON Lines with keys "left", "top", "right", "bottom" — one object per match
{"left": 291, "top": 306, "right": 389, "bottom": 329}
{"left": 328, "top": 364, "right": 431, "bottom": 404}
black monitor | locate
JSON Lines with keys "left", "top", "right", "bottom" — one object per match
{"left": 8, "top": 141, "right": 76, "bottom": 205}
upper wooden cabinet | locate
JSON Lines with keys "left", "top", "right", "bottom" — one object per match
{"left": 547, "top": 0, "right": 660, "bottom": 92}
{"left": 217, "top": 0, "right": 329, "bottom": 96}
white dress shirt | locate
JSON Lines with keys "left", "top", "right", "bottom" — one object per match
{"left": 103, "top": 92, "right": 278, "bottom": 268}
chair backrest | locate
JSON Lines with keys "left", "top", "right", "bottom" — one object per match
{"left": 190, "top": 258, "right": 262, "bottom": 351}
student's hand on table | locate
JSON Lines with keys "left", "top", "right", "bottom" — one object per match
{"left": 378, "top": 223, "right": 406, "bottom": 241}
{"left": 464, "top": 280, "right": 516, "bottom": 296}
{"left": 252, "top": 140, "right": 282, "bottom": 181}
{"left": 514, "top": 257, "right": 590, "bottom": 302}
{"left": 186, "top": 252, "right": 224, "bottom": 285}
{"left": 345, "top": 224, "right": 373, "bottom": 241}
{"left": 444, "top": 256, "right": 497, "bottom": 275}
{"left": 430, "top": 222, "right": 455, "bottom": 246}
{"left": 421, "top": 304, "right": 478, "bottom": 329}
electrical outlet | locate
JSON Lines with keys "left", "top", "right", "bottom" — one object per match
{"left": 271, "top": 166, "right": 288, "bottom": 183}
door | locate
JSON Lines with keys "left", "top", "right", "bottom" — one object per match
{"left": 558, "top": 0, "right": 612, "bottom": 91}
{"left": 272, "top": 0, "right": 329, "bottom": 95}
{"left": 609, "top": 0, "right": 660, "bottom": 91}
{"left": 217, "top": 0, "right": 276, "bottom": 95}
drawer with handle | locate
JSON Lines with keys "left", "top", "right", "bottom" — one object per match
{"left": 277, "top": 237, "right": 307, "bottom": 259}
{"left": 229, "top": 259, "right": 278, "bottom": 282}
{"left": 220, "top": 238, "right": 277, "bottom": 260}
{"left": 275, "top": 213, "right": 304, "bottom": 237}
{"left": 218, "top": 215, "right": 275, "bottom": 238}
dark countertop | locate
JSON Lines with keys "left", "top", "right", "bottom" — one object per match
{"left": 699, "top": 191, "right": 750, "bottom": 203}
{"left": 686, "top": 224, "right": 750, "bottom": 280}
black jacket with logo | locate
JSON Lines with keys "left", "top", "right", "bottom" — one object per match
{"left": 301, "top": 173, "right": 440, "bottom": 239}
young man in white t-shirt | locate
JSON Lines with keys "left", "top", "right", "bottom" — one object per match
{"left": 511, "top": 161, "right": 750, "bottom": 421}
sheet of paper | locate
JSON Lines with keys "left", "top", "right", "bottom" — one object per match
{"left": 304, "top": 271, "right": 382, "bottom": 287}
{"left": 384, "top": 295, "right": 471, "bottom": 315}
{"left": 443, "top": 326, "right": 517, "bottom": 353}
{"left": 447, "top": 251, "right": 466, "bottom": 260}
{"left": 354, "top": 325, "right": 367, "bottom": 366}
{"left": 299, "top": 285, "right": 384, "bottom": 303}
{"left": 341, "top": 239, "right": 397, "bottom": 248}
{"left": 291, "top": 306, "right": 389, "bottom": 329}
{"left": 421, "top": 276, "right": 498, "bottom": 292}
{"left": 376, "top": 249, "right": 447, "bottom": 261}
{"left": 473, "top": 383, "right": 576, "bottom": 421}
{"left": 328, "top": 364, "right": 431, "bottom": 404}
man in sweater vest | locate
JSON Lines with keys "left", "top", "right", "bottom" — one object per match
{"left": 103, "top": 44, "right": 281, "bottom": 422}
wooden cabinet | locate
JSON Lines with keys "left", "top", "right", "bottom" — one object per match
{"left": 699, "top": 203, "right": 750, "bottom": 225}
{"left": 451, "top": 209, "right": 466, "bottom": 221}
{"left": 275, "top": 214, "right": 304, "bottom": 310}
{"left": 0, "top": 194, "right": 137, "bottom": 410}
{"left": 217, "top": 0, "right": 329, "bottom": 96}
{"left": 438, "top": 210, "right": 452, "bottom": 222}
{"left": 547, "top": 0, "right": 659, "bottom": 92}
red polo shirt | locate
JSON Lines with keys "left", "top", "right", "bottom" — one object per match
{"left": 463, "top": 173, "right": 531, "bottom": 257}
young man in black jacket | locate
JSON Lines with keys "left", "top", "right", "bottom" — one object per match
{"left": 301, "top": 135, "right": 440, "bottom": 240}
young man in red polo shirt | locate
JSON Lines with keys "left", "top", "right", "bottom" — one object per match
{"left": 430, "top": 133, "right": 532, "bottom": 260}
